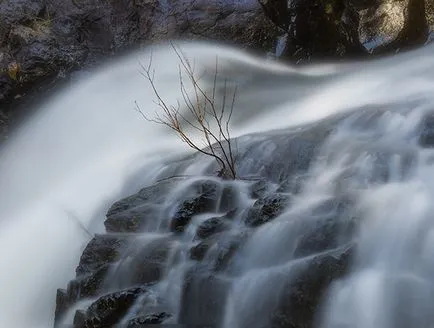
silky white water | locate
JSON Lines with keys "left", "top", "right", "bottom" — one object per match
{"left": 1, "top": 41, "right": 434, "bottom": 328}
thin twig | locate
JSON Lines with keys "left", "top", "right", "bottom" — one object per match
{"left": 137, "top": 43, "right": 238, "bottom": 179}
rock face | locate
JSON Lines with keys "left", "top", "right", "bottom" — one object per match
{"left": 260, "top": 0, "right": 433, "bottom": 61}
{"left": 0, "top": 0, "right": 276, "bottom": 113}
{"left": 54, "top": 122, "right": 362, "bottom": 328}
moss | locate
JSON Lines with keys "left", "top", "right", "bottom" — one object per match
{"left": 7, "top": 62, "right": 19, "bottom": 80}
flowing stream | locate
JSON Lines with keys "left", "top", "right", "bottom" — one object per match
{"left": 1, "top": 41, "right": 434, "bottom": 328}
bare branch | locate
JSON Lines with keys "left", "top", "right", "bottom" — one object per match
{"left": 137, "top": 44, "right": 238, "bottom": 179}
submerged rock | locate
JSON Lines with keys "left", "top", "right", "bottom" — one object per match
{"left": 195, "top": 215, "right": 232, "bottom": 240}
{"left": 419, "top": 113, "right": 434, "bottom": 147}
{"left": 293, "top": 198, "right": 357, "bottom": 258}
{"left": 124, "top": 237, "right": 175, "bottom": 286}
{"left": 179, "top": 265, "right": 230, "bottom": 327}
{"left": 270, "top": 245, "right": 354, "bottom": 328}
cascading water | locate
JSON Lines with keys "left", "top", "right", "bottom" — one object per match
{"left": 1, "top": 40, "right": 434, "bottom": 328}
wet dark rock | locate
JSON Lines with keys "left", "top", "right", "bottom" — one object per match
{"left": 179, "top": 266, "right": 230, "bottom": 326}
{"left": 244, "top": 193, "right": 291, "bottom": 227}
{"left": 189, "top": 235, "right": 218, "bottom": 262}
{"left": 249, "top": 179, "right": 278, "bottom": 198}
{"left": 67, "top": 264, "right": 111, "bottom": 301}
{"left": 270, "top": 245, "right": 354, "bottom": 328}
{"left": 76, "top": 234, "right": 129, "bottom": 276}
{"left": 294, "top": 215, "right": 356, "bottom": 259}
{"left": 236, "top": 129, "right": 330, "bottom": 183}
{"left": 170, "top": 180, "right": 220, "bottom": 233}
{"left": 105, "top": 178, "right": 182, "bottom": 233}
{"left": 54, "top": 288, "right": 69, "bottom": 326}
{"left": 111, "top": 237, "right": 175, "bottom": 288}
{"left": 211, "top": 233, "right": 249, "bottom": 272}
{"left": 129, "top": 239, "right": 173, "bottom": 286}
{"left": 219, "top": 184, "right": 241, "bottom": 213}
{"left": 73, "top": 310, "right": 86, "bottom": 328}
{"left": 126, "top": 312, "right": 172, "bottom": 327}
{"left": 190, "top": 231, "right": 249, "bottom": 272}
{"left": 419, "top": 114, "right": 434, "bottom": 147}
{"left": 196, "top": 216, "right": 232, "bottom": 240}
{"left": 73, "top": 287, "right": 147, "bottom": 328}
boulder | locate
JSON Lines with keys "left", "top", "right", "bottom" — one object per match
{"left": 170, "top": 180, "right": 221, "bottom": 233}
{"left": 66, "top": 264, "right": 111, "bottom": 301}
{"left": 190, "top": 230, "right": 249, "bottom": 272}
{"left": 105, "top": 177, "right": 183, "bottom": 233}
{"left": 269, "top": 245, "right": 354, "bottom": 328}
{"left": 195, "top": 215, "right": 232, "bottom": 240}
{"left": 353, "top": 0, "right": 429, "bottom": 53}
{"left": 244, "top": 193, "right": 291, "bottom": 227}
{"left": 190, "top": 236, "right": 216, "bottom": 262}
{"left": 76, "top": 234, "right": 129, "bottom": 276}
{"left": 126, "top": 312, "right": 172, "bottom": 327}
{"left": 109, "top": 236, "right": 175, "bottom": 288}
{"left": 73, "top": 287, "right": 147, "bottom": 328}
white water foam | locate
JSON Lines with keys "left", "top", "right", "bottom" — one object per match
{"left": 0, "top": 40, "right": 434, "bottom": 328}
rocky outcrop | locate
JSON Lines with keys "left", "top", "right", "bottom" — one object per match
{"left": 54, "top": 121, "right": 362, "bottom": 327}
{"left": 0, "top": 0, "right": 277, "bottom": 131}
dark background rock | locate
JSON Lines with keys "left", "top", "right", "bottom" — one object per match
{"left": 1, "top": 0, "right": 434, "bottom": 141}
{"left": 0, "top": 0, "right": 277, "bottom": 140}
{"left": 259, "top": 0, "right": 433, "bottom": 62}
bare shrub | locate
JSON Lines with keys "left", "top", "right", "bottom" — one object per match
{"left": 136, "top": 43, "right": 238, "bottom": 179}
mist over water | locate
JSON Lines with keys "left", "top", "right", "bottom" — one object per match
{"left": 1, "top": 41, "right": 434, "bottom": 328}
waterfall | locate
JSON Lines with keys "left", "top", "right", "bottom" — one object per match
{"left": 1, "top": 40, "right": 434, "bottom": 328}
